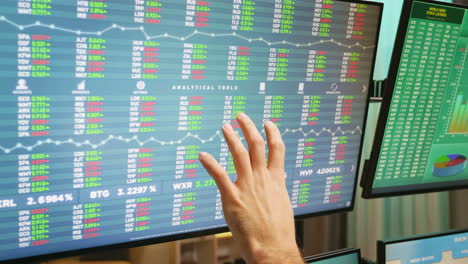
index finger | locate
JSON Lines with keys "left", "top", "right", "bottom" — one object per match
{"left": 199, "top": 152, "right": 236, "bottom": 199}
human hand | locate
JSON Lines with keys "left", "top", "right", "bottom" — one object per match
{"left": 199, "top": 113, "right": 303, "bottom": 264}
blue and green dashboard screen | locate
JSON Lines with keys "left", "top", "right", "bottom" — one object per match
{"left": 383, "top": 231, "right": 468, "bottom": 264}
{"left": 366, "top": 0, "right": 468, "bottom": 196}
{"left": 307, "top": 251, "right": 360, "bottom": 264}
{"left": 0, "top": 0, "right": 381, "bottom": 262}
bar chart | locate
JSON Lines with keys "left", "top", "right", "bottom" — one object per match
{"left": 449, "top": 94, "right": 468, "bottom": 133}
{"left": 448, "top": 39, "right": 468, "bottom": 134}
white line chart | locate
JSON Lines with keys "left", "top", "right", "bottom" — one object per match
{"left": 455, "top": 42, "right": 468, "bottom": 92}
{"left": 0, "top": 126, "right": 363, "bottom": 153}
{"left": 0, "top": 16, "right": 375, "bottom": 49}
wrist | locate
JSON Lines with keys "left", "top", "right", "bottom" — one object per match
{"left": 247, "top": 245, "right": 303, "bottom": 264}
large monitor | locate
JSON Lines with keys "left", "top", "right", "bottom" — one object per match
{"left": 305, "top": 248, "right": 361, "bottom": 264}
{"left": 361, "top": 0, "right": 468, "bottom": 198}
{"left": 378, "top": 229, "right": 468, "bottom": 264}
{"left": 0, "top": 0, "right": 382, "bottom": 262}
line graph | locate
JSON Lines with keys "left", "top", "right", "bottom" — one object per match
{"left": 0, "top": 16, "right": 374, "bottom": 49}
{"left": 0, "top": 127, "right": 363, "bottom": 153}
{"left": 455, "top": 43, "right": 468, "bottom": 90}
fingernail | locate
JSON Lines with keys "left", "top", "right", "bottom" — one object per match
{"left": 199, "top": 152, "right": 208, "bottom": 159}
{"left": 237, "top": 112, "right": 247, "bottom": 119}
{"left": 223, "top": 124, "right": 233, "bottom": 131}
{"left": 264, "top": 121, "right": 274, "bottom": 127}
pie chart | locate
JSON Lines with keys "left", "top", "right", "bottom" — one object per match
{"left": 433, "top": 154, "right": 467, "bottom": 177}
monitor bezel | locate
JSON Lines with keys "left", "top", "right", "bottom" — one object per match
{"left": 304, "top": 248, "right": 361, "bottom": 263}
{"left": 0, "top": 0, "right": 383, "bottom": 263}
{"left": 361, "top": 0, "right": 468, "bottom": 199}
{"left": 377, "top": 228, "right": 468, "bottom": 264}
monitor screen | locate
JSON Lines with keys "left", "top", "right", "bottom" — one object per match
{"left": 361, "top": 0, "right": 468, "bottom": 198}
{"left": 378, "top": 229, "right": 468, "bottom": 264}
{"left": 0, "top": 0, "right": 381, "bottom": 262}
{"left": 305, "top": 249, "right": 361, "bottom": 264}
